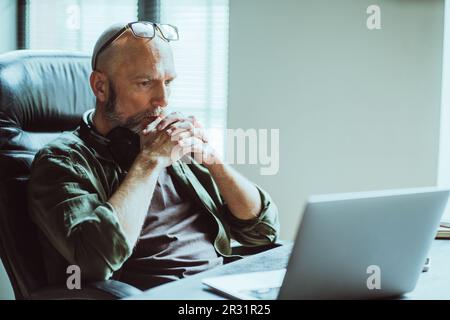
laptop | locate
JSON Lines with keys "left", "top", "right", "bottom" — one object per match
{"left": 202, "top": 187, "right": 449, "bottom": 299}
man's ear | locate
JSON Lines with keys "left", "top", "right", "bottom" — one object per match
{"left": 90, "top": 71, "right": 109, "bottom": 103}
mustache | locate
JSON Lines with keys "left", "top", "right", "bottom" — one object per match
{"left": 143, "top": 106, "right": 166, "bottom": 122}
{"left": 122, "top": 107, "right": 166, "bottom": 133}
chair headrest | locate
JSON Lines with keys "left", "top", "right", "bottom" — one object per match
{"left": 0, "top": 50, "right": 95, "bottom": 178}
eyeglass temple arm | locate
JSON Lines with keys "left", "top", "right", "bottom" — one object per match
{"left": 93, "top": 25, "right": 129, "bottom": 70}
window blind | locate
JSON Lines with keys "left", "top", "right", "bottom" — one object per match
{"left": 27, "top": 0, "right": 138, "bottom": 52}
{"left": 160, "top": 0, "right": 229, "bottom": 156}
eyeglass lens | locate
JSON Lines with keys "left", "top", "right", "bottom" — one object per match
{"left": 131, "top": 22, "right": 178, "bottom": 41}
{"left": 131, "top": 22, "right": 155, "bottom": 38}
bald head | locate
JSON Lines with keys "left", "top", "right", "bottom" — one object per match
{"left": 90, "top": 22, "right": 177, "bottom": 136}
{"left": 93, "top": 24, "right": 174, "bottom": 78}
{"left": 91, "top": 22, "right": 125, "bottom": 70}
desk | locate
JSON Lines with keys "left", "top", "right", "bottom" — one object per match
{"left": 128, "top": 240, "right": 450, "bottom": 300}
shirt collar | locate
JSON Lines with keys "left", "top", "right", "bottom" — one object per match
{"left": 77, "top": 109, "right": 115, "bottom": 163}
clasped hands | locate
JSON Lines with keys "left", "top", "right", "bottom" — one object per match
{"left": 139, "top": 111, "right": 218, "bottom": 168}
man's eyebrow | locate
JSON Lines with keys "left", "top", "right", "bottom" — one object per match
{"left": 133, "top": 74, "right": 177, "bottom": 80}
{"left": 133, "top": 74, "right": 157, "bottom": 80}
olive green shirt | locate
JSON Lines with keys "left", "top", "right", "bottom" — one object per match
{"left": 28, "top": 127, "right": 280, "bottom": 282}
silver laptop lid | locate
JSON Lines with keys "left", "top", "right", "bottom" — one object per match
{"left": 279, "top": 187, "right": 450, "bottom": 299}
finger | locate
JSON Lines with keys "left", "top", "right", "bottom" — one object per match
{"left": 167, "top": 121, "right": 194, "bottom": 135}
{"left": 178, "top": 136, "right": 204, "bottom": 148}
{"left": 171, "top": 130, "right": 192, "bottom": 142}
{"left": 177, "top": 137, "right": 211, "bottom": 164}
{"left": 192, "top": 127, "right": 208, "bottom": 143}
{"left": 187, "top": 115, "right": 203, "bottom": 128}
{"left": 173, "top": 128, "right": 208, "bottom": 143}
{"left": 169, "top": 123, "right": 208, "bottom": 143}
{"left": 177, "top": 140, "right": 201, "bottom": 160}
{"left": 157, "top": 111, "right": 185, "bottom": 131}
{"left": 143, "top": 116, "right": 164, "bottom": 135}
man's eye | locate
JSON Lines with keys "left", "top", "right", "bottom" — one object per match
{"left": 140, "top": 81, "right": 151, "bottom": 87}
{"left": 165, "top": 79, "right": 173, "bottom": 85}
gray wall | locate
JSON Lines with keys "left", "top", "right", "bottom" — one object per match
{"left": 228, "top": 0, "right": 445, "bottom": 240}
{"left": 0, "top": 0, "right": 17, "bottom": 53}
{"left": 0, "top": 0, "right": 16, "bottom": 300}
{"left": 0, "top": 260, "right": 14, "bottom": 300}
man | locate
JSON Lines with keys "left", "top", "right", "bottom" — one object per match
{"left": 28, "top": 21, "right": 279, "bottom": 290}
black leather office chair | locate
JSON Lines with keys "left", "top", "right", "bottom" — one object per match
{"left": 0, "top": 50, "right": 144, "bottom": 299}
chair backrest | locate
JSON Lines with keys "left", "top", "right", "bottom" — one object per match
{"left": 0, "top": 50, "right": 95, "bottom": 299}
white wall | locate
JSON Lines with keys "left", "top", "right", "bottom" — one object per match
{"left": 228, "top": 0, "right": 445, "bottom": 240}
{"left": 438, "top": 1, "right": 450, "bottom": 221}
{"left": 0, "top": 0, "right": 17, "bottom": 54}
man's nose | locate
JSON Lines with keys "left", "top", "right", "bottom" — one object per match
{"left": 151, "top": 82, "right": 169, "bottom": 108}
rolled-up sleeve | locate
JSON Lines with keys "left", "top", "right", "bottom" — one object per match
{"left": 222, "top": 184, "right": 280, "bottom": 246}
{"left": 28, "top": 153, "right": 132, "bottom": 281}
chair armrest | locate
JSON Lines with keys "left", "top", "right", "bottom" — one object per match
{"left": 29, "top": 280, "right": 143, "bottom": 300}
{"left": 231, "top": 240, "right": 287, "bottom": 256}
